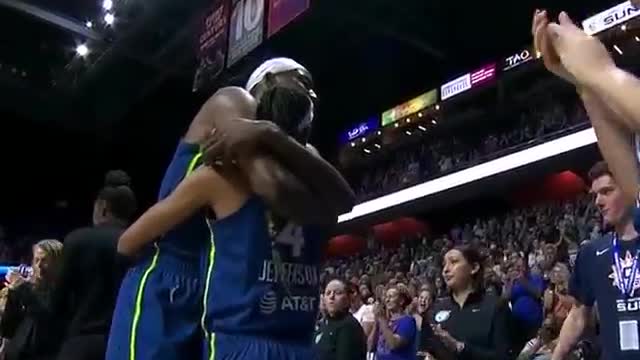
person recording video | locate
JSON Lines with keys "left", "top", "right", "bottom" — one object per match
{"left": 1, "top": 239, "right": 63, "bottom": 360}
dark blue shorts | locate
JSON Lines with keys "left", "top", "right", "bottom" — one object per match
{"left": 107, "top": 252, "right": 203, "bottom": 360}
{"left": 204, "top": 333, "right": 317, "bottom": 360}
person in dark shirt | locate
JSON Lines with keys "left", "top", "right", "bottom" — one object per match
{"left": 552, "top": 162, "right": 640, "bottom": 360}
{"left": 420, "top": 245, "right": 511, "bottom": 360}
{"left": 1, "top": 239, "right": 64, "bottom": 360}
{"left": 315, "top": 277, "right": 366, "bottom": 360}
{"left": 51, "top": 170, "right": 136, "bottom": 360}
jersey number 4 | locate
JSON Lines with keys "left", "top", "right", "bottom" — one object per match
{"left": 274, "top": 223, "right": 305, "bottom": 258}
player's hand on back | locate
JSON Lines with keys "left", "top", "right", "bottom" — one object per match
{"left": 203, "top": 118, "right": 277, "bottom": 166}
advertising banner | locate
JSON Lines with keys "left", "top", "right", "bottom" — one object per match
{"left": 267, "top": 0, "right": 310, "bottom": 37}
{"left": 503, "top": 47, "right": 536, "bottom": 71}
{"left": 228, "top": 0, "right": 265, "bottom": 66}
{"left": 470, "top": 63, "right": 496, "bottom": 86}
{"left": 440, "top": 73, "right": 471, "bottom": 101}
{"left": 582, "top": 1, "right": 640, "bottom": 35}
{"left": 340, "top": 117, "right": 380, "bottom": 144}
{"left": 381, "top": 89, "right": 438, "bottom": 126}
{"left": 193, "top": 0, "right": 229, "bottom": 91}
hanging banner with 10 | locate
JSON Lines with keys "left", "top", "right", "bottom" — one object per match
{"left": 228, "top": 0, "right": 265, "bottom": 66}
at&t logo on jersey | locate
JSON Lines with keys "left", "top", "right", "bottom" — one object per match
{"left": 259, "top": 290, "right": 278, "bottom": 315}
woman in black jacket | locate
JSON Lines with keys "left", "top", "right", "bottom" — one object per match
{"left": 1, "top": 239, "right": 63, "bottom": 360}
{"left": 420, "top": 245, "right": 512, "bottom": 360}
{"left": 314, "top": 277, "right": 367, "bottom": 360}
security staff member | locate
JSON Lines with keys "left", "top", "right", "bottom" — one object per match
{"left": 420, "top": 246, "right": 511, "bottom": 360}
{"left": 315, "top": 278, "right": 367, "bottom": 360}
{"left": 51, "top": 170, "right": 135, "bottom": 360}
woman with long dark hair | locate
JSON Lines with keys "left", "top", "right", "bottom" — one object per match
{"left": 420, "top": 245, "right": 511, "bottom": 360}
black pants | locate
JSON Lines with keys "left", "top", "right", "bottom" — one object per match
{"left": 56, "top": 335, "right": 106, "bottom": 360}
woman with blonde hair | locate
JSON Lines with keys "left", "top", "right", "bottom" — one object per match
{"left": 1, "top": 239, "right": 63, "bottom": 360}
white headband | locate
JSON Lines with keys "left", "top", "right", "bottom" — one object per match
{"left": 245, "top": 57, "right": 307, "bottom": 91}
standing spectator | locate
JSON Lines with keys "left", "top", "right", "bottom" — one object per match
{"left": 551, "top": 162, "right": 640, "bottom": 360}
{"left": 543, "top": 263, "right": 573, "bottom": 325}
{"left": 421, "top": 246, "right": 511, "bottom": 360}
{"left": 315, "top": 278, "right": 367, "bottom": 360}
{"left": 369, "top": 286, "right": 417, "bottom": 360}
{"left": 1, "top": 239, "right": 64, "bottom": 360}
{"left": 353, "top": 283, "right": 375, "bottom": 338}
{"left": 505, "top": 256, "right": 545, "bottom": 351}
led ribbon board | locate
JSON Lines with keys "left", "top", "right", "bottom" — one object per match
{"left": 338, "top": 128, "right": 597, "bottom": 223}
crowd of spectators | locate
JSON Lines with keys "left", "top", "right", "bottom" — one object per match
{"left": 317, "top": 194, "right": 603, "bottom": 359}
{"left": 351, "top": 95, "right": 588, "bottom": 201}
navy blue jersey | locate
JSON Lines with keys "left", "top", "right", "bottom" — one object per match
{"left": 570, "top": 233, "right": 640, "bottom": 360}
{"left": 157, "top": 141, "right": 210, "bottom": 262}
{"left": 202, "top": 196, "right": 328, "bottom": 348}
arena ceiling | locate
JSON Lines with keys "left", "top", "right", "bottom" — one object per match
{"left": 0, "top": 0, "right": 618, "bottom": 223}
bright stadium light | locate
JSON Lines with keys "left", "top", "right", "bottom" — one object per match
{"left": 85, "top": 21, "right": 93, "bottom": 28}
{"left": 104, "top": 12, "right": 115, "bottom": 25}
{"left": 374, "top": 144, "right": 381, "bottom": 149}
{"left": 76, "top": 44, "right": 89, "bottom": 57}
{"left": 418, "top": 125, "right": 427, "bottom": 131}
{"left": 364, "top": 148, "right": 371, "bottom": 154}
{"left": 338, "top": 127, "right": 597, "bottom": 223}
{"left": 614, "top": 44, "right": 623, "bottom": 55}
{"left": 103, "top": 0, "right": 113, "bottom": 11}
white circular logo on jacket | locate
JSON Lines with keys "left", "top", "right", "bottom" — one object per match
{"left": 434, "top": 310, "right": 451, "bottom": 323}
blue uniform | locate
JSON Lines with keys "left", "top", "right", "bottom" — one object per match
{"left": 201, "top": 196, "right": 328, "bottom": 360}
{"left": 107, "top": 141, "right": 209, "bottom": 360}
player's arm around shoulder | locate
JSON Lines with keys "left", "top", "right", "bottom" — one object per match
{"left": 239, "top": 152, "right": 338, "bottom": 225}
{"left": 117, "top": 166, "right": 223, "bottom": 256}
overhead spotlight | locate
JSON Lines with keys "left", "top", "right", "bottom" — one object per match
{"left": 364, "top": 148, "right": 371, "bottom": 154}
{"left": 76, "top": 44, "right": 89, "bottom": 57}
{"left": 405, "top": 130, "right": 412, "bottom": 135}
{"left": 635, "top": 36, "right": 640, "bottom": 42}
{"left": 394, "top": 123, "right": 399, "bottom": 128}
{"left": 406, "top": 118, "right": 411, "bottom": 123}
{"left": 613, "top": 44, "right": 623, "bottom": 55}
{"left": 104, "top": 12, "right": 115, "bottom": 25}
{"left": 435, "top": 104, "right": 440, "bottom": 111}
{"left": 374, "top": 144, "right": 381, "bottom": 149}
{"left": 103, "top": 0, "right": 113, "bottom": 11}
{"left": 350, "top": 142, "right": 355, "bottom": 147}
{"left": 621, "top": 24, "right": 627, "bottom": 31}
{"left": 536, "top": 51, "right": 542, "bottom": 58}
{"left": 377, "top": 131, "right": 382, "bottom": 136}
{"left": 431, "top": 119, "right": 437, "bottom": 125}
{"left": 361, "top": 138, "right": 366, "bottom": 143}
{"left": 418, "top": 112, "right": 423, "bottom": 118}
{"left": 86, "top": 21, "right": 93, "bottom": 28}
{"left": 418, "top": 125, "right": 427, "bottom": 131}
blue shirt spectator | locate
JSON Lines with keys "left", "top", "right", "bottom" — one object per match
{"left": 375, "top": 314, "right": 417, "bottom": 360}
